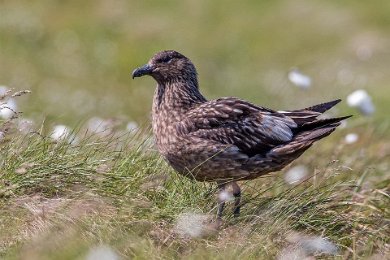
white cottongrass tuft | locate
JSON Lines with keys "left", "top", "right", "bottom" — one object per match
{"left": 0, "top": 86, "right": 9, "bottom": 95}
{"left": 87, "top": 117, "right": 113, "bottom": 134}
{"left": 86, "top": 245, "right": 119, "bottom": 260}
{"left": 299, "top": 236, "right": 338, "bottom": 255}
{"left": 288, "top": 69, "right": 312, "bottom": 89}
{"left": 126, "top": 121, "right": 138, "bottom": 132}
{"left": 175, "top": 212, "right": 214, "bottom": 238}
{"left": 345, "top": 133, "right": 359, "bottom": 144}
{"left": 0, "top": 86, "right": 17, "bottom": 119}
{"left": 347, "top": 89, "right": 375, "bottom": 116}
{"left": 50, "top": 125, "right": 71, "bottom": 140}
{"left": 0, "top": 98, "right": 17, "bottom": 119}
{"left": 286, "top": 232, "right": 339, "bottom": 256}
{"left": 50, "top": 124, "right": 76, "bottom": 143}
{"left": 284, "top": 165, "right": 309, "bottom": 185}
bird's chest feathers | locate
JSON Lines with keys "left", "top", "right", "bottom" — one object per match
{"left": 152, "top": 89, "right": 188, "bottom": 149}
{"left": 151, "top": 82, "right": 206, "bottom": 152}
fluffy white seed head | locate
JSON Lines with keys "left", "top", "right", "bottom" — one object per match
{"left": 284, "top": 232, "right": 339, "bottom": 257}
{"left": 288, "top": 69, "right": 312, "bottom": 89}
{"left": 0, "top": 98, "right": 17, "bottom": 119}
{"left": 0, "top": 86, "right": 9, "bottom": 95}
{"left": 50, "top": 125, "right": 71, "bottom": 141}
{"left": 347, "top": 89, "right": 375, "bottom": 115}
{"left": 284, "top": 165, "right": 309, "bottom": 185}
{"left": 299, "top": 236, "right": 338, "bottom": 255}
{"left": 126, "top": 121, "right": 138, "bottom": 132}
{"left": 345, "top": 133, "right": 359, "bottom": 144}
{"left": 87, "top": 117, "right": 112, "bottom": 133}
{"left": 86, "top": 245, "right": 119, "bottom": 260}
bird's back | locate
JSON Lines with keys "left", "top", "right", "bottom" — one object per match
{"left": 153, "top": 94, "right": 348, "bottom": 182}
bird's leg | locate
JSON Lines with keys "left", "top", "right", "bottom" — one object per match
{"left": 216, "top": 182, "right": 226, "bottom": 220}
{"left": 232, "top": 181, "right": 241, "bottom": 217}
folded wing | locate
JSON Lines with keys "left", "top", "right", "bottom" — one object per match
{"left": 176, "top": 97, "right": 298, "bottom": 156}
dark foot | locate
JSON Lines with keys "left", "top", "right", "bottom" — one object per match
{"left": 216, "top": 182, "right": 226, "bottom": 219}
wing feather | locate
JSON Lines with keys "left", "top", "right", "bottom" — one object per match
{"left": 176, "top": 97, "right": 297, "bottom": 156}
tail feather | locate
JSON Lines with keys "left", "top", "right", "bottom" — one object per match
{"left": 296, "top": 124, "right": 338, "bottom": 142}
{"left": 270, "top": 126, "right": 335, "bottom": 156}
{"left": 267, "top": 100, "right": 350, "bottom": 166}
{"left": 270, "top": 115, "right": 350, "bottom": 156}
{"left": 279, "top": 99, "right": 344, "bottom": 125}
{"left": 297, "top": 99, "right": 342, "bottom": 113}
{"left": 299, "top": 115, "right": 352, "bottom": 132}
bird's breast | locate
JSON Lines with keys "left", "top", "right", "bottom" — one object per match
{"left": 151, "top": 85, "right": 205, "bottom": 156}
{"left": 151, "top": 102, "right": 185, "bottom": 154}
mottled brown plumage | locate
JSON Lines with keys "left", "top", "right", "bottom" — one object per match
{"left": 132, "top": 50, "right": 350, "bottom": 219}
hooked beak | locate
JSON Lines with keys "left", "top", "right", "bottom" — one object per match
{"left": 132, "top": 64, "right": 154, "bottom": 79}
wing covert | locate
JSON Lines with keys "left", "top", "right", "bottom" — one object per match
{"left": 176, "top": 98, "right": 297, "bottom": 155}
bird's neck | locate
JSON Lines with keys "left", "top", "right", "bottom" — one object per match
{"left": 151, "top": 80, "right": 206, "bottom": 151}
{"left": 154, "top": 80, "right": 207, "bottom": 112}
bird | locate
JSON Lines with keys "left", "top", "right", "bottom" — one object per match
{"left": 132, "top": 50, "right": 350, "bottom": 220}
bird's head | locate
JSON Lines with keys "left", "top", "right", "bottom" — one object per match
{"left": 132, "top": 50, "right": 198, "bottom": 85}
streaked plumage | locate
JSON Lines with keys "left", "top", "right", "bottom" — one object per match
{"left": 132, "top": 50, "right": 350, "bottom": 219}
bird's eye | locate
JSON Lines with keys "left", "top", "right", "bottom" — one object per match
{"left": 159, "top": 56, "right": 173, "bottom": 63}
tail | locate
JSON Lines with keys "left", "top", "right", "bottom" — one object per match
{"left": 297, "top": 99, "right": 342, "bottom": 113}
{"left": 299, "top": 115, "right": 352, "bottom": 132}
{"left": 269, "top": 115, "right": 351, "bottom": 157}
{"left": 279, "top": 99, "right": 343, "bottom": 125}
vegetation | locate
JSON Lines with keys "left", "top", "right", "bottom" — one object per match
{"left": 0, "top": 0, "right": 389, "bottom": 259}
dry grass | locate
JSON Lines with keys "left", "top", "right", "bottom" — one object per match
{"left": 0, "top": 90, "right": 388, "bottom": 259}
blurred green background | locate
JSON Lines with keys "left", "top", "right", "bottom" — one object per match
{"left": 1, "top": 0, "right": 389, "bottom": 129}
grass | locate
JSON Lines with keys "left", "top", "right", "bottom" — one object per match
{"left": 1, "top": 0, "right": 390, "bottom": 126}
{"left": 0, "top": 0, "right": 389, "bottom": 259}
{"left": 0, "top": 91, "right": 389, "bottom": 259}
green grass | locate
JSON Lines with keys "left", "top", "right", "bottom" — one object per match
{"left": 0, "top": 90, "right": 389, "bottom": 259}
{"left": 1, "top": 0, "right": 390, "bottom": 126}
{"left": 0, "top": 0, "right": 389, "bottom": 259}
